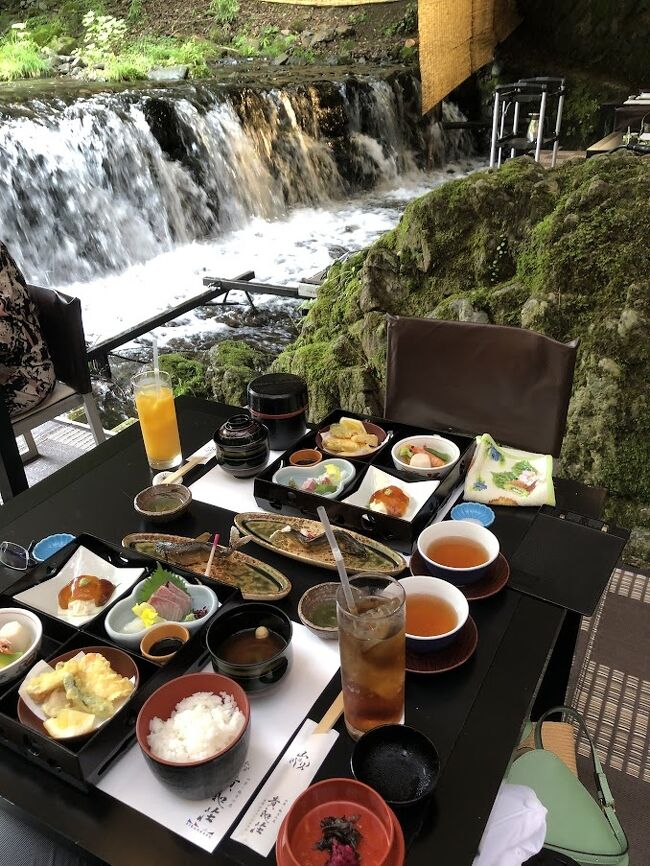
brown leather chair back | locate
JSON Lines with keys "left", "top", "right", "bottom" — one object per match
{"left": 26, "top": 285, "right": 91, "bottom": 394}
{"left": 385, "top": 316, "right": 578, "bottom": 457}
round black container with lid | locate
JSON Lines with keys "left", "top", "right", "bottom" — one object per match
{"left": 247, "top": 373, "right": 308, "bottom": 451}
{"left": 214, "top": 413, "right": 270, "bottom": 478}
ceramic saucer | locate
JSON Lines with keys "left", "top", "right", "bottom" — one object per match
{"left": 405, "top": 616, "right": 478, "bottom": 674}
{"left": 410, "top": 549, "right": 509, "bottom": 601}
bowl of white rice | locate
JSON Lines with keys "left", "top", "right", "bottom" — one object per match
{"left": 136, "top": 672, "right": 250, "bottom": 800}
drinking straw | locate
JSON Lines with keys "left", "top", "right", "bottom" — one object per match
{"left": 152, "top": 332, "right": 161, "bottom": 389}
{"left": 316, "top": 506, "right": 357, "bottom": 615}
{"left": 204, "top": 532, "right": 220, "bottom": 577}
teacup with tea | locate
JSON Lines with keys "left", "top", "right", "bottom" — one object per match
{"left": 416, "top": 521, "right": 499, "bottom": 585}
{"left": 400, "top": 575, "right": 469, "bottom": 654}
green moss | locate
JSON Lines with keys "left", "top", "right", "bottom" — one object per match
{"left": 274, "top": 153, "right": 650, "bottom": 562}
{"left": 159, "top": 353, "right": 211, "bottom": 398}
{"left": 208, "top": 340, "right": 271, "bottom": 407}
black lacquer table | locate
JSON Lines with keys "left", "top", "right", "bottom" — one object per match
{"left": 0, "top": 397, "right": 612, "bottom": 866}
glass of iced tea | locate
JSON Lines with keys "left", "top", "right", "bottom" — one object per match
{"left": 337, "top": 574, "right": 405, "bottom": 740}
{"left": 132, "top": 370, "right": 182, "bottom": 470}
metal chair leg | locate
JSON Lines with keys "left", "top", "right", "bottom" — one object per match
{"left": 83, "top": 394, "right": 106, "bottom": 445}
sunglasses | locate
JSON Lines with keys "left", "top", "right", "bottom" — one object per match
{"left": 0, "top": 541, "right": 32, "bottom": 571}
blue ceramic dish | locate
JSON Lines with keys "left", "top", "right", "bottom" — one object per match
{"left": 451, "top": 503, "right": 495, "bottom": 527}
{"left": 32, "top": 533, "right": 75, "bottom": 562}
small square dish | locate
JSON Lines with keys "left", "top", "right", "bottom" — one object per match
{"left": 13, "top": 546, "right": 146, "bottom": 627}
{"left": 343, "top": 466, "right": 440, "bottom": 522}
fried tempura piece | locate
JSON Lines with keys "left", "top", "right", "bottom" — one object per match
{"left": 26, "top": 668, "right": 67, "bottom": 701}
{"left": 73, "top": 653, "right": 134, "bottom": 703}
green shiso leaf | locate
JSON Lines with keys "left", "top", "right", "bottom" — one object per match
{"left": 137, "top": 565, "right": 189, "bottom": 603}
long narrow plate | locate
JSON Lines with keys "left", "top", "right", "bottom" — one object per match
{"left": 121, "top": 533, "right": 291, "bottom": 601}
{"left": 234, "top": 513, "right": 406, "bottom": 575}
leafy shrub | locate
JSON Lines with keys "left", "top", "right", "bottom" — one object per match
{"left": 208, "top": 0, "right": 239, "bottom": 25}
{"left": 0, "top": 25, "right": 50, "bottom": 81}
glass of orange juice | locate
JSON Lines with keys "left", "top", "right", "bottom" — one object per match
{"left": 132, "top": 370, "right": 182, "bottom": 470}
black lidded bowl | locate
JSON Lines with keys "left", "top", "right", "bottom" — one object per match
{"left": 136, "top": 672, "right": 251, "bottom": 800}
{"left": 214, "top": 413, "right": 270, "bottom": 478}
{"left": 247, "top": 373, "right": 308, "bottom": 451}
{"left": 206, "top": 603, "right": 293, "bottom": 695}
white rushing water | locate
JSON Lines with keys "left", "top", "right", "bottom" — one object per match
{"left": 62, "top": 160, "right": 482, "bottom": 355}
{"left": 0, "top": 72, "right": 478, "bottom": 367}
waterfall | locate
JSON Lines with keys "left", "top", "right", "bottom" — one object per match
{"left": 0, "top": 71, "right": 472, "bottom": 286}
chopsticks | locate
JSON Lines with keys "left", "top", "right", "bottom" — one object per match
{"left": 162, "top": 453, "right": 206, "bottom": 485}
{"left": 313, "top": 692, "right": 344, "bottom": 735}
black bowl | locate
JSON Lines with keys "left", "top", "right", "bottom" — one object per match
{"left": 206, "top": 603, "right": 293, "bottom": 695}
{"left": 351, "top": 724, "right": 440, "bottom": 807}
{"left": 136, "top": 672, "right": 251, "bottom": 800}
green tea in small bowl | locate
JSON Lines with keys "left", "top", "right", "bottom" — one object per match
{"left": 298, "top": 583, "right": 339, "bottom": 640}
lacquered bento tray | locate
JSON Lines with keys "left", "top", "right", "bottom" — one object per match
{"left": 253, "top": 409, "right": 476, "bottom": 552}
{"left": 0, "top": 534, "right": 232, "bottom": 790}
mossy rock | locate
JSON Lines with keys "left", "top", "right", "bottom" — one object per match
{"left": 275, "top": 152, "right": 650, "bottom": 564}
{"left": 159, "top": 353, "right": 211, "bottom": 399}
{"left": 207, "top": 340, "right": 272, "bottom": 408}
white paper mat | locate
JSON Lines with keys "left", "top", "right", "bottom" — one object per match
{"left": 189, "top": 448, "right": 282, "bottom": 514}
{"left": 231, "top": 718, "right": 339, "bottom": 856}
{"left": 97, "top": 622, "right": 340, "bottom": 853}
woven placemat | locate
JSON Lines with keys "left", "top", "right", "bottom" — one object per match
{"left": 520, "top": 721, "right": 578, "bottom": 777}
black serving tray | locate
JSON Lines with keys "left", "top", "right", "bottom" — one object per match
{"left": 253, "top": 409, "right": 476, "bottom": 552}
{"left": 0, "top": 534, "right": 228, "bottom": 790}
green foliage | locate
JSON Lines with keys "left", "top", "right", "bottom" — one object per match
{"left": 208, "top": 0, "right": 239, "bottom": 25}
{"left": 383, "top": 2, "right": 417, "bottom": 36}
{"left": 231, "top": 33, "right": 260, "bottom": 56}
{"left": 25, "top": 16, "right": 64, "bottom": 47}
{"left": 159, "top": 353, "right": 211, "bottom": 398}
{"left": 0, "top": 27, "right": 50, "bottom": 81}
{"left": 77, "top": 10, "right": 127, "bottom": 60}
{"left": 259, "top": 26, "right": 296, "bottom": 57}
{"left": 126, "top": 0, "right": 144, "bottom": 24}
{"left": 348, "top": 10, "right": 367, "bottom": 25}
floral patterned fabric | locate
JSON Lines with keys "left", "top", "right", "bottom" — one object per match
{"left": 464, "top": 433, "right": 555, "bottom": 507}
{"left": 0, "top": 242, "right": 55, "bottom": 418}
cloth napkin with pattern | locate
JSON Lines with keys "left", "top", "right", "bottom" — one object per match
{"left": 464, "top": 434, "right": 555, "bottom": 507}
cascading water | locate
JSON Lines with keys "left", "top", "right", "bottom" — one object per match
{"left": 0, "top": 70, "right": 472, "bottom": 286}
{"left": 0, "top": 68, "right": 479, "bottom": 424}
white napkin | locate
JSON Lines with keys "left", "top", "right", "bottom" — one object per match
{"left": 473, "top": 783, "right": 547, "bottom": 866}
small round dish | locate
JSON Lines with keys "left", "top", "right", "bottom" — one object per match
{"left": 134, "top": 484, "right": 192, "bottom": 523}
{"left": 391, "top": 435, "right": 460, "bottom": 479}
{"left": 451, "top": 502, "right": 495, "bottom": 527}
{"left": 289, "top": 449, "right": 322, "bottom": 467}
{"left": 136, "top": 672, "right": 250, "bottom": 800}
{"left": 277, "top": 778, "right": 397, "bottom": 866}
{"left": 405, "top": 616, "right": 478, "bottom": 674}
{"left": 316, "top": 420, "right": 387, "bottom": 460}
{"left": 410, "top": 549, "right": 510, "bottom": 601}
{"left": 351, "top": 724, "right": 440, "bottom": 806}
{"left": 0, "top": 608, "right": 42, "bottom": 686}
{"left": 32, "top": 533, "right": 75, "bottom": 562}
{"left": 298, "top": 583, "right": 339, "bottom": 639}
{"left": 273, "top": 459, "right": 355, "bottom": 500}
{"left": 400, "top": 575, "right": 469, "bottom": 654}
{"left": 140, "top": 622, "right": 190, "bottom": 664}
{"left": 206, "top": 603, "right": 293, "bottom": 695}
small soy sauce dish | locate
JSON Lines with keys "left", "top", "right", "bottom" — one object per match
{"left": 351, "top": 724, "right": 440, "bottom": 808}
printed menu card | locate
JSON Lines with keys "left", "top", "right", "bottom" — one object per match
{"left": 97, "top": 622, "right": 340, "bottom": 853}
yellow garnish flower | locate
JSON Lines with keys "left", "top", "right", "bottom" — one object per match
{"left": 132, "top": 602, "right": 161, "bottom": 628}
